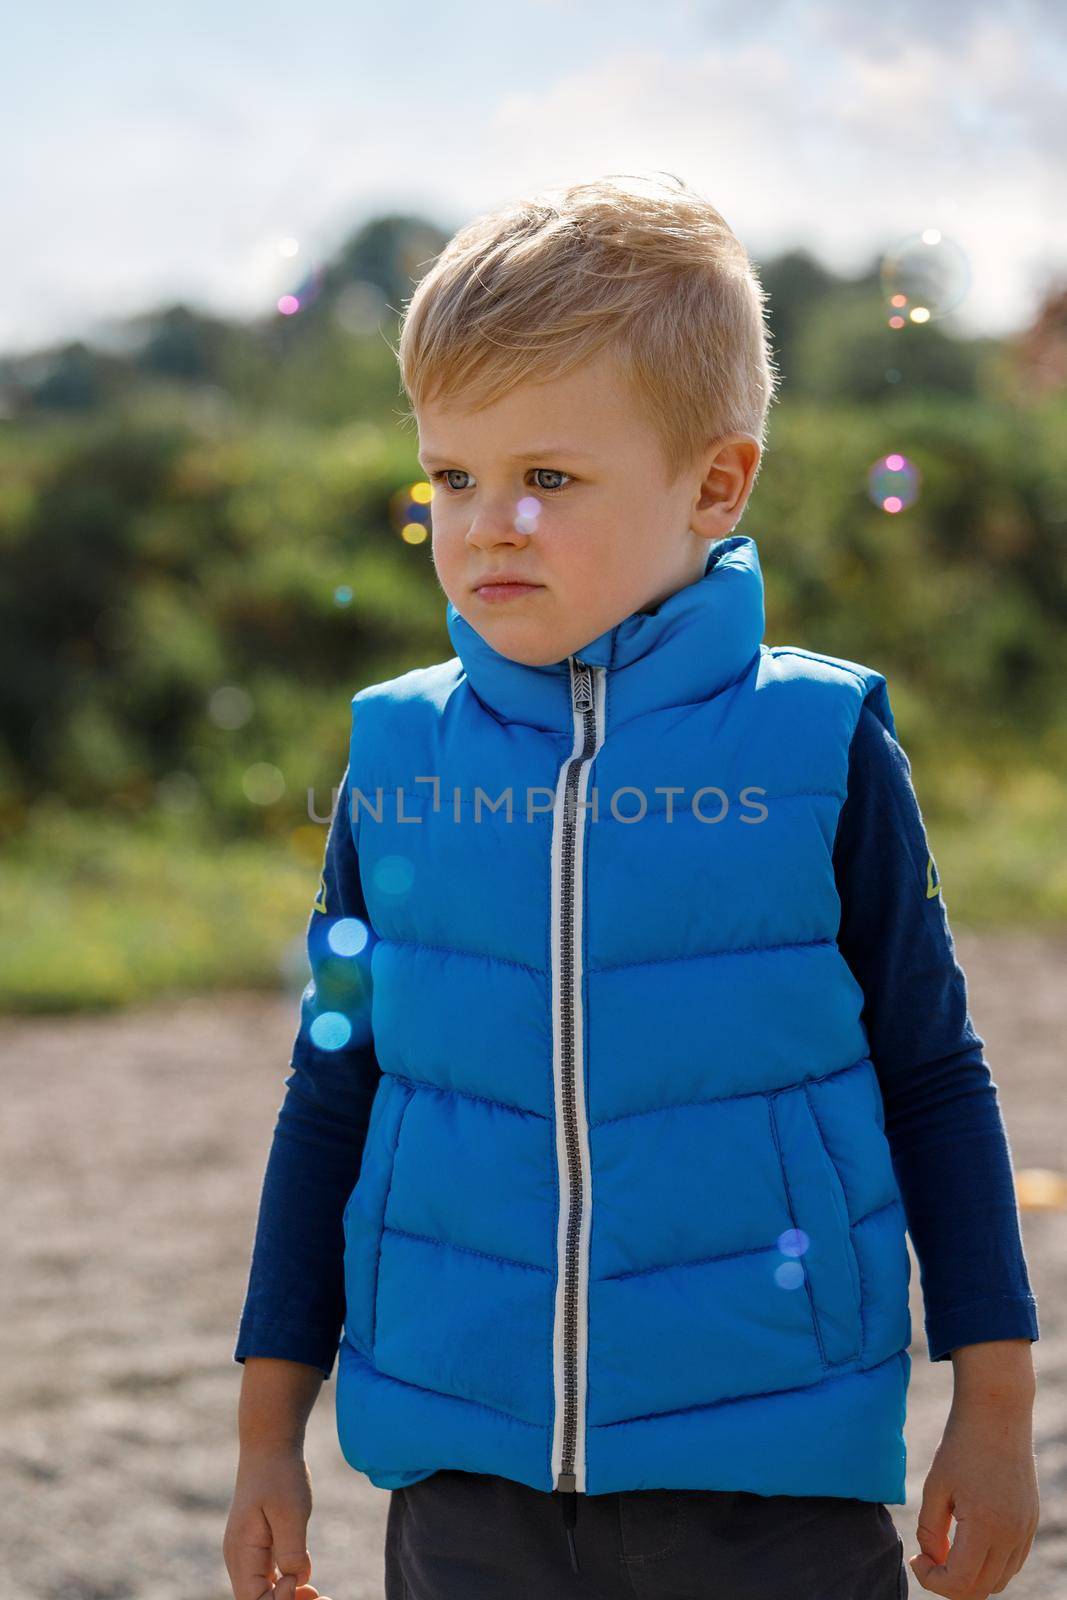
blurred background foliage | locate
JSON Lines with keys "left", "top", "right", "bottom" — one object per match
{"left": 1, "top": 214, "right": 1065, "bottom": 1011}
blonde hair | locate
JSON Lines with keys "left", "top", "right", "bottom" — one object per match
{"left": 393, "top": 171, "right": 781, "bottom": 486}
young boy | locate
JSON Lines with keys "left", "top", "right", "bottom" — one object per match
{"left": 226, "top": 176, "right": 1040, "bottom": 1600}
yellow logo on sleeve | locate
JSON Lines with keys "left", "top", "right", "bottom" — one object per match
{"left": 313, "top": 873, "right": 328, "bottom": 914}
{"left": 926, "top": 854, "right": 941, "bottom": 898}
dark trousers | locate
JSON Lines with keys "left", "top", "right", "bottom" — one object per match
{"left": 385, "top": 1469, "right": 909, "bottom": 1599}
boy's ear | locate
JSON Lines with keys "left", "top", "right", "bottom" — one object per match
{"left": 691, "top": 434, "right": 761, "bottom": 540}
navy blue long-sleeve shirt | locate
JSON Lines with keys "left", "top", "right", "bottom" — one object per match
{"left": 234, "top": 704, "right": 1039, "bottom": 1379}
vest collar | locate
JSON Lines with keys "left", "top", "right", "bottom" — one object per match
{"left": 445, "top": 533, "right": 766, "bottom": 735}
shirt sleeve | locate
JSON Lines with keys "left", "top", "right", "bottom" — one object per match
{"left": 233, "top": 763, "right": 381, "bottom": 1380}
{"left": 833, "top": 704, "right": 1040, "bottom": 1363}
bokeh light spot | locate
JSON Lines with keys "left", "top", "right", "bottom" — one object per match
{"left": 243, "top": 762, "right": 286, "bottom": 805}
{"left": 310, "top": 1011, "right": 353, "bottom": 1050}
{"left": 775, "top": 1260, "right": 806, "bottom": 1291}
{"left": 374, "top": 854, "right": 415, "bottom": 897}
{"left": 328, "top": 917, "right": 370, "bottom": 957}
{"left": 208, "top": 684, "right": 254, "bottom": 730}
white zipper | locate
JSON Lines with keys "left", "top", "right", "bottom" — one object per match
{"left": 549, "top": 655, "right": 605, "bottom": 1494}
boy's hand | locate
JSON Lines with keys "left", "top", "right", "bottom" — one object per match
{"left": 223, "top": 1444, "right": 334, "bottom": 1600}
{"left": 910, "top": 1342, "right": 1039, "bottom": 1597}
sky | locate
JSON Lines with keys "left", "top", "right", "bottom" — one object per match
{"left": 2, "top": 0, "right": 1065, "bottom": 357}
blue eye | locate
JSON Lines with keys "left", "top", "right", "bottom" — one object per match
{"left": 428, "top": 468, "right": 573, "bottom": 494}
{"left": 531, "top": 468, "right": 571, "bottom": 493}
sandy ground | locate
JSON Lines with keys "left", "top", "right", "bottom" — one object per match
{"left": 1, "top": 928, "right": 1063, "bottom": 1600}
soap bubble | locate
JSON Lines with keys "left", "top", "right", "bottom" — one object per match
{"left": 390, "top": 481, "right": 433, "bottom": 545}
{"left": 880, "top": 230, "right": 971, "bottom": 326}
{"left": 867, "top": 453, "right": 921, "bottom": 514}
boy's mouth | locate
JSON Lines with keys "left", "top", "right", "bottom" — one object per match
{"left": 472, "top": 577, "right": 544, "bottom": 602}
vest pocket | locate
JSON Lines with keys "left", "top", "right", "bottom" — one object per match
{"left": 770, "top": 1085, "right": 863, "bottom": 1366}
{"left": 342, "top": 1074, "right": 411, "bottom": 1357}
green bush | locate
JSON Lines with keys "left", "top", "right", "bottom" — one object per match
{"left": 2, "top": 244, "right": 1065, "bottom": 1010}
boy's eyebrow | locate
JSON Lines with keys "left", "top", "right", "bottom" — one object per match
{"left": 417, "top": 445, "right": 595, "bottom": 467}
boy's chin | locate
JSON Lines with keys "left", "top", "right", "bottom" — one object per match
{"left": 482, "top": 630, "right": 573, "bottom": 669}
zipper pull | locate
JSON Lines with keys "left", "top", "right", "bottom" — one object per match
{"left": 556, "top": 1475, "right": 580, "bottom": 1573}
{"left": 571, "top": 658, "right": 594, "bottom": 713}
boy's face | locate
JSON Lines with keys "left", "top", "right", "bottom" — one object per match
{"left": 417, "top": 348, "right": 761, "bottom": 668}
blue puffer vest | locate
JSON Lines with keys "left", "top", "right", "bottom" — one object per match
{"left": 334, "top": 533, "right": 912, "bottom": 1530}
